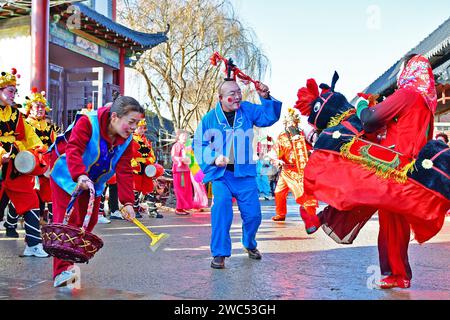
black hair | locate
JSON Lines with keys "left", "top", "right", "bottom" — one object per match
{"left": 112, "top": 90, "right": 121, "bottom": 102}
{"left": 110, "top": 96, "right": 144, "bottom": 117}
{"left": 403, "top": 53, "right": 418, "bottom": 66}
{"left": 436, "top": 132, "right": 449, "bottom": 143}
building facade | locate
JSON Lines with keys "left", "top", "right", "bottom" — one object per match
{"left": 0, "top": 0, "right": 168, "bottom": 128}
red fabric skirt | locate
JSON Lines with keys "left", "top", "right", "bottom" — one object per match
{"left": 133, "top": 174, "right": 154, "bottom": 195}
{"left": 0, "top": 162, "right": 39, "bottom": 214}
{"left": 304, "top": 150, "right": 449, "bottom": 243}
{"left": 37, "top": 176, "right": 52, "bottom": 203}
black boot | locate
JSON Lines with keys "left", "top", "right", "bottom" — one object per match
{"left": 5, "top": 227, "right": 19, "bottom": 238}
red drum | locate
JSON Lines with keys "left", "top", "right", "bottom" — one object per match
{"left": 154, "top": 163, "right": 165, "bottom": 178}
{"left": 145, "top": 163, "right": 165, "bottom": 178}
{"left": 14, "top": 150, "right": 48, "bottom": 176}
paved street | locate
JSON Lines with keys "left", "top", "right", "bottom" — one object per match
{"left": 1, "top": 197, "right": 449, "bottom": 300}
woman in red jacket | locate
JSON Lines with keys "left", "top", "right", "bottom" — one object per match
{"left": 50, "top": 96, "right": 144, "bottom": 288}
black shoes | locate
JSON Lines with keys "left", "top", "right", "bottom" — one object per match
{"left": 211, "top": 249, "right": 261, "bottom": 269}
{"left": 211, "top": 256, "right": 225, "bottom": 269}
{"left": 5, "top": 228, "right": 19, "bottom": 238}
{"left": 245, "top": 248, "right": 262, "bottom": 260}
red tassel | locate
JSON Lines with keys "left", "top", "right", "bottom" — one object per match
{"left": 31, "top": 87, "right": 38, "bottom": 93}
{"left": 11, "top": 68, "right": 17, "bottom": 75}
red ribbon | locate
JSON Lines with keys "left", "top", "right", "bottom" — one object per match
{"left": 210, "top": 52, "right": 262, "bottom": 91}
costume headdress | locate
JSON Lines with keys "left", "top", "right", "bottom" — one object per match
{"left": 397, "top": 54, "right": 437, "bottom": 114}
{"left": 294, "top": 72, "right": 356, "bottom": 130}
{"left": 0, "top": 68, "right": 20, "bottom": 88}
{"left": 23, "top": 87, "right": 50, "bottom": 115}
{"left": 137, "top": 119, "right": 147, "bottom": 127}
{"left": 210, "top": 52, "right": 263, "bottom": 90}
{"left": 283, "top": 108, "right": 301, "bottom": 125}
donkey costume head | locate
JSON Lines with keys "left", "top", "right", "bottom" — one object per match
{"left": 294, "top": 72, "right": 356, "bottom": 131}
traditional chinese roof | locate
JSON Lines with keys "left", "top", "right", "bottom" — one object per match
{"left": 355, "top": 17, "right": 450, "bottom": 106}
{"left": 0, "top": 1, "right": 168, "bottom": 56}
{"left": 51, "top": 3, "right": 168, "bottom": 54}
{"left": 0, "top": 1, "right": 80, "bottom": 18}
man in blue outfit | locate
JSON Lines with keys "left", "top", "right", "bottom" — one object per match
{"left": 193, "top": 79, "right": 282, "bottom": 269}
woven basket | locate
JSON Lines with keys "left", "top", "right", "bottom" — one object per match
{"left": 42, "top": 185, "right": 103, "bottom": 263}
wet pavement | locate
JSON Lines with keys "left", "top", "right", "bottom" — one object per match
{"left": 0, "top": 198, "right": 449, "bottom": 300}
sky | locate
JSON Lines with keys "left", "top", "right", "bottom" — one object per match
{"left": 228, "top": 0, "right": 449, "bottom": 134}
{"left": 126, "top": 0, "right": 449, "bottom": 135}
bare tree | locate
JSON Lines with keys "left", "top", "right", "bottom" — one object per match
{"left": 118, "top": 0, "right": 269, "bottom": 131}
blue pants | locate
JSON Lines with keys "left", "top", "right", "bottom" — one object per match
{"left": 211, "top": 170, "right": 262, "bottom": 257}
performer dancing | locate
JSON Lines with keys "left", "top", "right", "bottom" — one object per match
{"left": 132, "top": 119, "right": 162, "bottom": 218}
{"left": 268, "top": 108, "right": 319, "bottom": 233}
{"left": 0, "top": 69, "right": 48, "bottom": 257}
{"left": 193, "top": 75, "right": 281, "bottom": 269}
{"left": 49, "top": 96, "right": 143, "bottom": 287}
{"left": 356, "top": 54, "right": 438, "bottom": 289}
{"left": 304, "top": 54, "right": 448, "bottom": 289}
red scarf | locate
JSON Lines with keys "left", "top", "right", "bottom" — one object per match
{"left": 397, "top": 55, "right": 437, "bottom": 114}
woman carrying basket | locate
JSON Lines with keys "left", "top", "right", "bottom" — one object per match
{"left": 49, "top": 96, "right": 144, "bottom": 287}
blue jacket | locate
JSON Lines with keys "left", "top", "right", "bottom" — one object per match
{"left": 50, "top": 112, "right": 132, "bottom": 196}
{"left": 193, "top": 96, "right": 282, "bottom": 183}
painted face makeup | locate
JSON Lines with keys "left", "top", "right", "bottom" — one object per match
{"left": 220, "top": 82, "right": 242, "bottom": 112}
{"left": 0, "top": 86, "right": 16, "bottom": 106}
{"left": 112, "top": 111, "right": 143, "bottom": 139}
{"left": 30, "top": 103, "right": 46, "bottom": 119}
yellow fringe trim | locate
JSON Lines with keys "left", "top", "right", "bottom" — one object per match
{"left": 327, "top": 109, "right": 356, "bottom": 128}
{"left": 340, "top": 137, "right": 415, "bottom": 184}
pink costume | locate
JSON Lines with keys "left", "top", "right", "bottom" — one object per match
{"left": 171, "top": 142, "right": 193, "bottom": 210}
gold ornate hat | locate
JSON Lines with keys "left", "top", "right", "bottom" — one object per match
{"left": 283, "top": 107, "right": 300, "bottom": 125}
{"left": 0, "top": 68, "right": 19, "bottom": 88}
{"left": 137, "top": 119, "right": 147, "bottom": 127}
{"left": 23, "top": 87, "right": 51, "bottom": 114}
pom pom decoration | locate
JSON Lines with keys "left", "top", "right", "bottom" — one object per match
{"left": 294, "top": 78, "right": 319, "bottom": 116}
{"left": 0, "top": 68, "right": 19, "bottom": 88}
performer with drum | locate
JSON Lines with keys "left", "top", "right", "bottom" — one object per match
{"left": 0, "top": 69, "right": 49, "bottom": 257}
{"left": 267, "top": 108, "right": 319, "bottom": 233}
{"left": 49, "top": 96, "right": 144, "bottom": 287}
{"left": 131, "top": 119, "right": 163, "bottom": 219}
{"left": 23, "top": 87, "right": 60, "bottom": 223}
